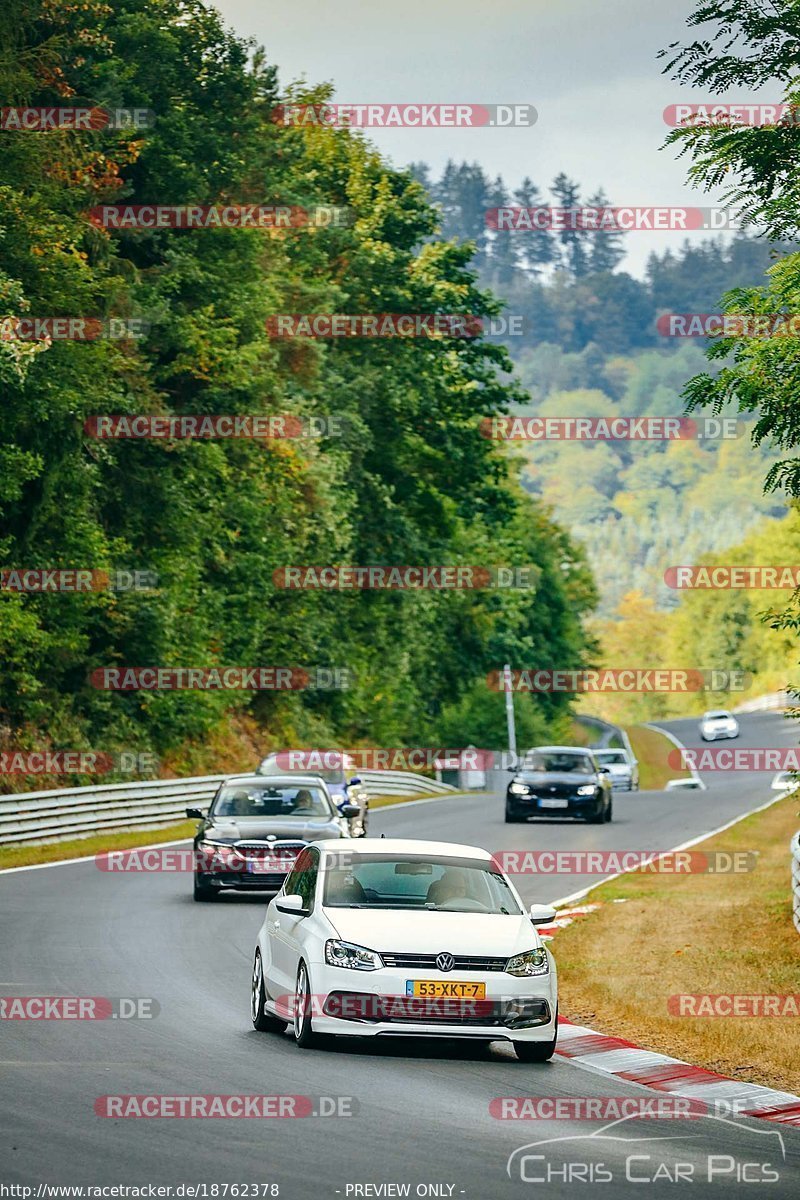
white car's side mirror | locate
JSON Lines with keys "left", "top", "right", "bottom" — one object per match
{"left": 276, "top": 893, "right": 307, "bottom": 915}
{"left": 529, "top": 904, "right": 557, "bottom": 925}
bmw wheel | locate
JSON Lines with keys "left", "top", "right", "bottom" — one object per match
{"left": 193, "top": 873, "right": 215, "bottom": 902}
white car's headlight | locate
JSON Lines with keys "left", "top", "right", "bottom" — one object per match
{"left": 576, "top": 784, "right": 597, "bottom": 796}
{"left": 325, "top": 940, "right": 384, "bottom": 971}
{"left": 509, "top": 782, "right": 529, "bottom": 794}
{"left": 506, "top": 948, "right": 550, "bottom": 977}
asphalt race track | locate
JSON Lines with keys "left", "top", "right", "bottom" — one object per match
{"left": 1, "top": 712, "right": 799, "bottom": 1197}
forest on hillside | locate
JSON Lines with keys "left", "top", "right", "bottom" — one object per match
{"left": 410, "top": 162, "right": 794, "bottom": 615}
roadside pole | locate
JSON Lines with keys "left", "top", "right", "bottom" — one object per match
{"left": 503, "top": 662, "right": 517, "bottom": 767}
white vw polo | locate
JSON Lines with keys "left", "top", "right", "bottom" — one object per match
{"left": 250, "top": 838, "right": 559, "bottom": 1061}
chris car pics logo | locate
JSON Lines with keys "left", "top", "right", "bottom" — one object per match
{"left": 506, "top": 1114, "right": 785, "bottom": 1185}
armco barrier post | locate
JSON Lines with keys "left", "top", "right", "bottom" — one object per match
{"left": 792, "top": 831, "right": 800, "bottom": 935}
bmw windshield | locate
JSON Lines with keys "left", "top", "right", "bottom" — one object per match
{"left": 521, "top": 752, "right": 595, "bottom": 773}
{"left": 211, "top": 783, "right": 333, "bottom": 820}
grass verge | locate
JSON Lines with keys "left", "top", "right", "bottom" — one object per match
{"left": 625, "top": 724, "right": 689, "bottom": 791}
{"left": 0, "top": 789, "right": 476, "bottom": 870}
{"left": 0, "top": 820, "right": 198, "bottom": 871}
{"left": 554, "top": 790, "right": 800, "bottom": 1094}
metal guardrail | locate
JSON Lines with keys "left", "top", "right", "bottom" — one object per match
{"left": 792, "top": 831, "right": 800, "bottom": 935}
{"left": 734, "top": 691, "right": 794, "bottom": 713}
{"left": 0, "top": 770, "right": 455, "bottom": 846}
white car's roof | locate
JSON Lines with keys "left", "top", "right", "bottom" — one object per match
{"left": 315, "top": 837, "right": 492, "bottom": 860}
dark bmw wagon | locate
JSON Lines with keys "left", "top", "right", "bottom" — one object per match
{"left": 187, "top": 774, "right": 358, "bottom": 901}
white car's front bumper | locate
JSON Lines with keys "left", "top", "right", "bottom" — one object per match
{"left": 277, "top": 960, "right": 558, "bottom": 1043}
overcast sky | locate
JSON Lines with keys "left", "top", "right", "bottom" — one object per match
{"left": 214, "top": 0, "right": 761, "bottom": 275}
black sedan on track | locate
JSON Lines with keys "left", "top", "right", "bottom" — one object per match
{"left": 505, "top": 746, "right": 613, "bottom": 824}
{"left": 187, "top": 774, "right": 359, "bottom": 901}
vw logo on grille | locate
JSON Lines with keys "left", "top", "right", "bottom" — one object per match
{"left": 436, "top": 952, "right": 455, "bottom": 972}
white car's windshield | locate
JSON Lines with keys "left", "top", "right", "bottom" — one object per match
{"left": 323, "top": 854, "right": 522, "bottom": 914}
{"left": 595, "top": 751, "right": 627, "bottom": 765}
{"left": 213, "top": 783, "right": 332, "bottom": 819}
{"left": 704, "top": 712, "right": 730, "bottom": 721}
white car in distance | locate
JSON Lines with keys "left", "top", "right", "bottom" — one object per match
{"left": 251, "top": 838, "right": 558, "bottom": 1062}
{"left": 699, "top": 710, "right": 740, "bottom": 741}
{"left": 771, "top": 771, "right": 798, "bottom": 793}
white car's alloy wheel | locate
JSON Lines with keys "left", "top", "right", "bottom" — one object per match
{"left": 251, "top": 953, "right": 263, "bottom": 1024}
{"left": 294, "top": 962, "right": 309, "bottom": 1041}
{"left": 251, "top": 951, "right": 286, "bottom": 1034}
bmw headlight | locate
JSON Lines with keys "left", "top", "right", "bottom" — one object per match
{"left": 509, "top": 782, "right": 529, "bottom": 795}
{"left": 576, "top": 784, "right": 597, "bottom": 796}
{"left": 325, "top": 940, "right": 384, "bottom": 971}
{"left": 506, "top": 948, "right": 550, "bottom": 977}
{"left": 195, "top": 840, "right": 241, "bottom": 868}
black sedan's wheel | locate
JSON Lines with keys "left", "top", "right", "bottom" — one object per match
{"left": 251, "top": 951, "right": 287, "bottom": 1033}
{"left": 605, "top": 798, "right": 613, "bottom": 822}
{"left": 193, "top": 873, "right": 215, "bottom": 901}
{"left": 587, "top": 802, "right": 605, "bottom": 824}
{"left": 505, "top": 804, "right": 524, "bottom": 824}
